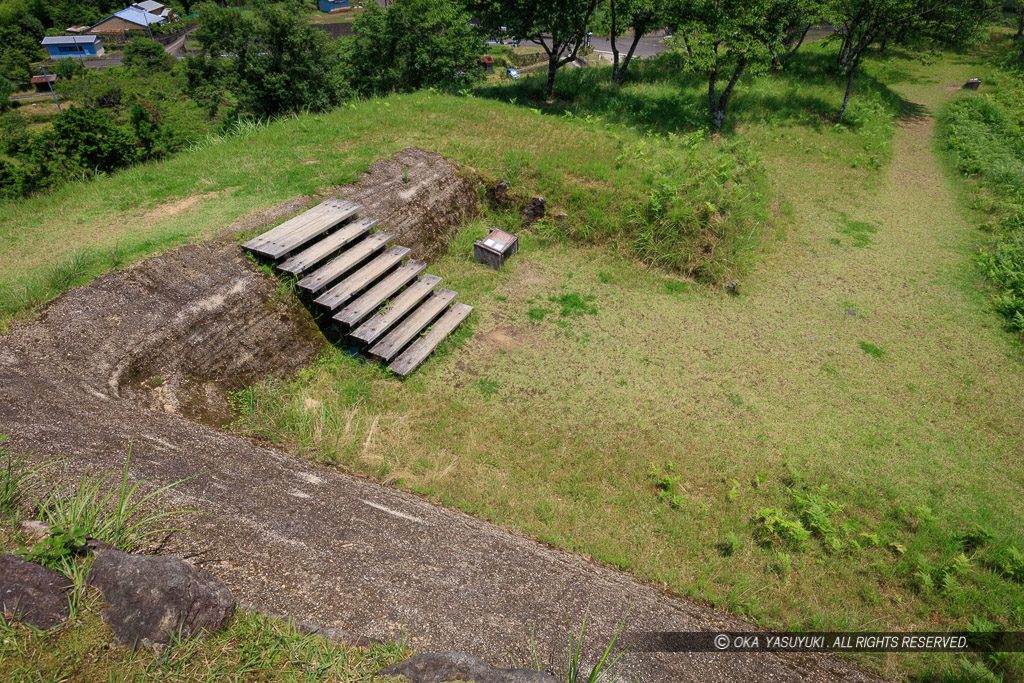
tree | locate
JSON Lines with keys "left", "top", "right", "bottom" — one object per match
{"left": 666, "top": 0, "right": 789, "bottom": 129}
{"left": 479, "top": 0, "right": 599, "bottom": 99}
{"left": 343, "top": 0, "right": 484, "bottom": 95}
{"left": 766, "top": 0, "right": 820, "bottom": 69}
{"left": 0, "top": 14, "right": 45, "bottom": 84}
{"left": 829, "top": 0, "right": 995, "bottom": 121}
{"left": 604, "top": 0, "right": 663, "bottom": 83}
{"left": 124, "top": 37, "right": 172, "bottom": 72}
{"left": 186, "top": 2, "right": 346, "bottom": 119}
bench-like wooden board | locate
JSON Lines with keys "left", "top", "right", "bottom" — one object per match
{"left": 388, "top": 303, "right": 473, "bottom": 377}
{"left": 314, "top": 246, "right": 410, "bottom": 311}
{"left": 276, "top": 217, "right": 378, "bottom": 276}
{"left": 349, "top": 275, "right": 442, "bottom": 345}
{"left": 297, "top": 231, "right": 393, "bottom": 294}
{"left": 368, "top": 289, "right": 458, "bottom": 362}
{"left": 243, "top": 200, "right": 361, "bottom": 259}
{"left": 333, "top": 259, "right": 427, "bottom": 327}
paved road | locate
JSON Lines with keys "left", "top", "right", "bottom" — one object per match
{"left": 590, "top": 34, "right": 672, "bottom": 59}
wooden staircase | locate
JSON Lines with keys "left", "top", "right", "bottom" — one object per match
{"left": 242, "top": 200, "right": 472, "bottom": 377}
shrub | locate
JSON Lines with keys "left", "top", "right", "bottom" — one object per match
{"left": 753, "top": 508, "right": 811, "bottom": 548}
{"left": 0, "top": 75, "right": 14, "bottom": 110}
{"left": 33, "top": 106, "right": 139, "bottom": 174}
{"left": 940, "top": 90, "right": 1024, "bottom": 334}
{"left": 123, "top": 37, "right": 172, "bottom": 73}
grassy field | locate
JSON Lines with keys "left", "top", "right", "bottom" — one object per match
{"left": 1, "top": 34, "right": 1022, "bottom": 681}
{"left": 231, "top": 42, "right": 1024, "bottom": 681}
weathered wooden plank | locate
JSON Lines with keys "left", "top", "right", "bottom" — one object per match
{"left": 314, "top": 246, "right": 410, "bottom": 311}
{"left": 243, "top": 199, "right": 352, "bottom": 251}
{"left": 333, "top": 259, "right": 427, "bottom": 327}
{"left": 349, "top": 275, "right": 442, "bottom": 345}
{"left": 276, "top": 218, "right": 378, "bottom": 276}
{"left": 297, "top": 232, "right": 393, "bottom": 294}
{"left": 241, "top": 199, "right": 341, "bottom": 252}
{"left": 243, "top": 200, "right": 362, "bottom": 260}
{"left": 387, "top": 303, "right": 473, "bottom": 377}
{"left": 242, "top": 199, "right": 351, "bottom": 254}
{"left": 368, "top": 289, "right": 457, "bottom": 362}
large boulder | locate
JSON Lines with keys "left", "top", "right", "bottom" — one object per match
{"left": 381, "top": 652, "right": 559, "bottom": 683}
{"left": 87, "top": 549, "right": 235, "bottom": 649}
{"left": 0, "top": 554, "right": 70, "bottom": 630}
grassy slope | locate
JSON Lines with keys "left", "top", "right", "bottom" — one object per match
{"left": 1, "top": 39, "right": 1021, "bottom": 681}
{"left": 234, "top": 44, "right": 1024, "bottom": 681}
{"left": 0, "top": 84, "right": 767, "bottom": 330}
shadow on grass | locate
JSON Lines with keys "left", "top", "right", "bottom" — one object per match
{"left": 474, "top": 47, "right": 925, "bottom": 135}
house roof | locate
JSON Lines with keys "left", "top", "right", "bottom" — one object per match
{"left": 41, "top": 35, "right": 101, "bottom": 45}
{"left": 31, "top": 75, "right": 58, "bottom": 84}
{"left": 132, "top": 0, "right": 165, "bottom": 11}
{"left": 104, "top": 7, "right": 166, "bottom": 27}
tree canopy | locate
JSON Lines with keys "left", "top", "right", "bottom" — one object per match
{"left": 185, "top": 1, "right": 346, "bottom": 119}
{"left": 342, "top": 0, "right": 484, "bottom": 95}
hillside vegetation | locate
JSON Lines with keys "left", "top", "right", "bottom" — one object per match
{"left": 940, "top": 38, "right": 1024, "bottom": 339}
{"left": 2, "top": 24, "right": 1023, "bottom": 683}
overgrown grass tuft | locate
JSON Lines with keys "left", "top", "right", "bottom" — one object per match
{"left": 29, "top": 448, "right": 196, "bottom": 559}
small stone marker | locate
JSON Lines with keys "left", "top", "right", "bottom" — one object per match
{"left": 381, "top": 652, "right": 559, "bottom": 683}
{"left": 964, "top": 78, "right": 981, "bottom": 90}
{"left": 0, "top": 554, "right": 71, "bottom": 630}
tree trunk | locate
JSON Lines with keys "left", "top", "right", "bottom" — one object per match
{"left": 708, "top": 69, "right": 717, "bottom": 127}
{"left": 610, "top": 0, "right": 620, "bottom": 82}
{"left": 546, "top": 58, "right": 558, "bottom": 99}
{"left": 838, "top": 65, "right": 856, "bottom": 122}
{"left": 710, "top": 56, "right": 747, "bottom": 129}
{"left": 617, "top": 29, "right": 645, "bottom": 83}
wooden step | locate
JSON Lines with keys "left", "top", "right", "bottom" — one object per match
{"left": 241, "top": 199, "right": 340, "bottom": 252}
{"left": 242, "top": 199, "right": 361, "bottom": 259}
{"left": 314, "top": 246, "right": 411, "bottom": 311}
{"left": 333, "top": 259, "right": 427, "bottom": 327}
{"left": 349, "top": 275, "right": 442, "bottom": 345}
{"left": 297, "top": 232, "right": 393, "bottom": 294}
{"left": 276, "top": 217, "right": 377, "bottom": 276}
{"left": 368, "top": 289, "right": 458, "bottom": 362}
{"left": 388, "top": 303, "right": 473, "bottom": 377}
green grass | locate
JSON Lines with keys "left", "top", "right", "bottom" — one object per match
{"left": 2, "top": 31, "right": 1023, "bottom": 683}
{"left": 938, "top": 34, "right": 1024, "bottom": 337}
{"left": 0, "top": 595, "right": 409, "bottom": 681}
{"left": 225, "top": 40, "right": 1024, "bottom": 681}
{"left": 0, "top": 85, "right": 772, "bottom": 331}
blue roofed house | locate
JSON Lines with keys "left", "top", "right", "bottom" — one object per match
{"left": 318, "top": 0, "right": 351, "bottom": 13}
{"left": 41, "top": 35, "right": 105, "bottom": 59}
{"left": 89, "top": 3, "right": 168, "bottom": 35}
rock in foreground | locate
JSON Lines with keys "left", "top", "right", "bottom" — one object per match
{"left": 87, "top": 549, "right": 235, "bottom": 649}
{"left": 0, "top": 554, "right": 71, "bottom": 630}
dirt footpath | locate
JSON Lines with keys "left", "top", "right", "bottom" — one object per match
{"left": 0, "top": 189, "right": 880, "bottom": 682}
